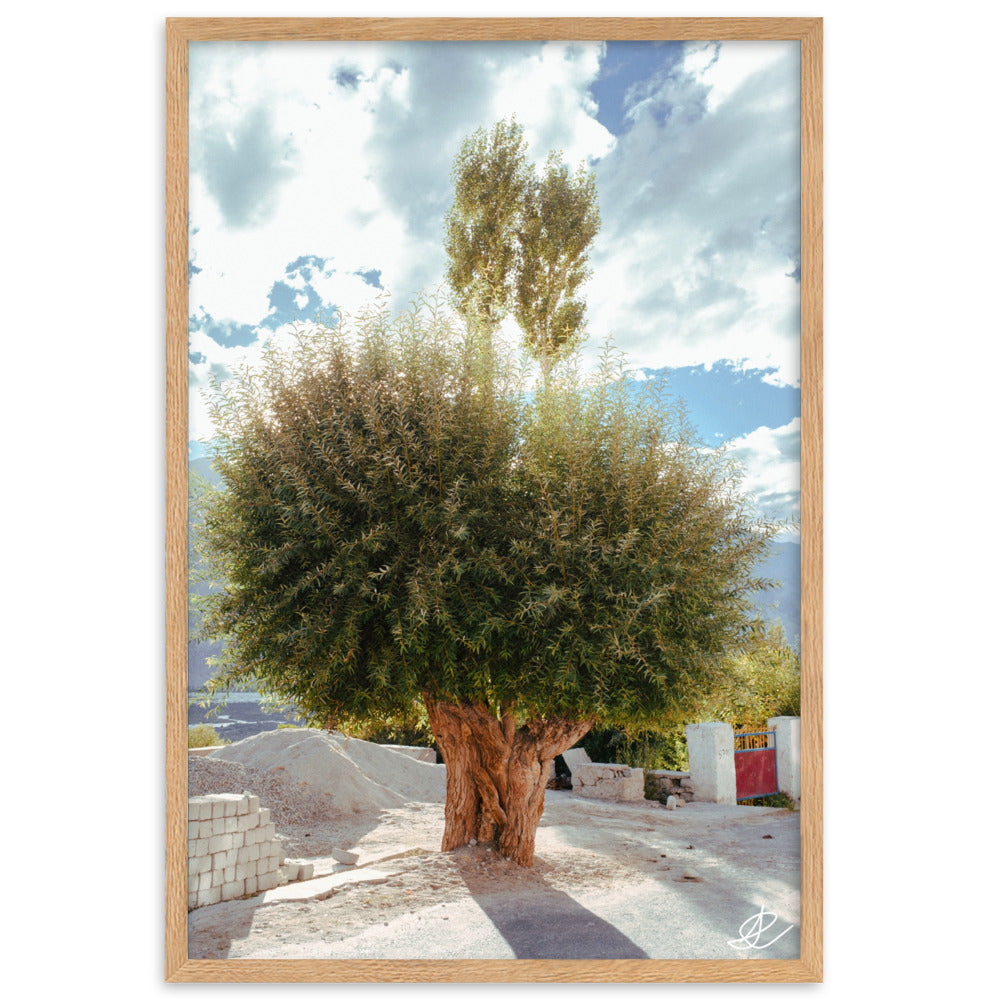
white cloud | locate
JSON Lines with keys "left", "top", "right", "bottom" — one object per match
{"left": 684, "top": 40, "right": 794, "bottom": 114}
{"left": 489, "top": 42, "right": 615, "bottom": 167}
{"left": 725, "top": 417, "right": 801, "bottom": 529}
{"left": 189, "top": 42, "right": 406, "bottom": 327}
{"left": 581, "top": 40, "right": 801, "bottom": 386}
{"left": 188, "top": 38, "right": 802, "bottom": 455}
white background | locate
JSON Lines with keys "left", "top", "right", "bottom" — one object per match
{"left": 4, "top": 2, "right": 996, "bottom": 994}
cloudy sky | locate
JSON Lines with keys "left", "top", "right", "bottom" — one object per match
{"left": 188, "top": 38, "right": 801, "bottom": 554}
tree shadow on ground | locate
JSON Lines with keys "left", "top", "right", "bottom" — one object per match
{"left": 457, "top": 866, "right": 649, "bottom": 960}
{"left": 535, "top": 793, "right": 802, "bottom": 960}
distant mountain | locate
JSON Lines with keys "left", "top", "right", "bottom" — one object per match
{"left": 752, "top": 540, "right": 801, "bottom": 649}
{"left": 188, "top": 457, "right": 223, "bottom": 690}
{"left": 186, "top": 459, "right": 802, "bottom": 688}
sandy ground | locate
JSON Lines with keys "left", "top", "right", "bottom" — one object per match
{"left": 188, "top": 791, "right": 801, "bottom": 961}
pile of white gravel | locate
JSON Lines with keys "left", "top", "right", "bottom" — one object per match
{"left": 188, "top": 728, "right": 445, "bottom": 829}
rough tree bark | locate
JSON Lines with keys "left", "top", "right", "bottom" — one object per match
{"left": 423, "top": 695, "right": 592, "bottom": 867}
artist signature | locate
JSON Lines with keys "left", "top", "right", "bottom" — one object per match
{"left": 727, "top": 905, "right": 795, "bottom": 950}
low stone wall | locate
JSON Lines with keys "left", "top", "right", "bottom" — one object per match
{"left": 645, "top": 769, "right": 694, "bottom": 803}
{"left": 571, "top": 762, "right": 645, "bottom": 802}
{"left": 188, "top": 792, "right": 288, "bottom": 910}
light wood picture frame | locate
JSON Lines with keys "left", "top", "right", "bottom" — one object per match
{"left": 166, "top": 16, "right": 822, "bottom": 983}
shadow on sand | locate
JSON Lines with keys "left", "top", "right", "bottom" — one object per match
{"left": 458, "top": 866, "right": 649, "bottom": 960}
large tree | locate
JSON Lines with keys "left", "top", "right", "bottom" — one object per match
{"left": 444, "top": 119, "right": 600, "bottom": 378}
{"left": 193, "top": 300, "right": 778, "bottom": 866}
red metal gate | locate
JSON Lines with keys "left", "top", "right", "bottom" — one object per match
{"left": 734, "top": 728, "right": 778, "bottom": 801}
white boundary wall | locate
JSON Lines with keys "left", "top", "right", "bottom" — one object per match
{"left": 685, "top": 718, "right": 801, "bottom": 804}
{"left": 685, "top": 722, "right": 737, "bottom": 804}
{"left": 768, "top": 715, "right": 801, "bottom": 800}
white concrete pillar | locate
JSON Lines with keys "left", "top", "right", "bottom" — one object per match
{"left": 684, "top": 722, "right": 736, "bottom": 804}
{"left": 767, "top": 716, "right": 801, "bottom": 801}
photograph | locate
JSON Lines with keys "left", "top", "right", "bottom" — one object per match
{"left": 167, "top": 17, "right": 821, "bottom": 982}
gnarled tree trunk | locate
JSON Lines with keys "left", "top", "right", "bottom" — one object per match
{"left": 423, "top": 695, "right": 592, "bottom": 867}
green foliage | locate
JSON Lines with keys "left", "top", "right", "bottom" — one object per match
{"left": 700, "top": 619, "right": 801, "bottom": 729}
{"left": 740, "top": 792, "right": 797, "bottom": 811}
{"left": 193, "top": 297, "right": 779, "bottom": 734}
{"left": 579, "top": 724, "right": 690, "bottom": 772}
{"left": 444, "top": 118, "right": 531, "bottom": 333}
{"left": 514, "top": 152, "right": 600, "bottom": 374}
{"left": 188, "top": 724, "right": 227, "bottom": 748}
{"left": 444, "top": 118, "right": 600, "bottom": 376}
{"left": 577, "top": 619, "right": 798, "bottom": 773}
{"left": 514, "top": 347, "right": 779, "bottom": 725}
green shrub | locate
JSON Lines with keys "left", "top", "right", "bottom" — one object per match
{"left": 701, "top": 619, "right": 801, "bottom": 729}
{"left": 188, "top": 724, "right": 227, "bottom": 748}
{"left": 643, "top": 772, "right": 663, "bottom": 801}
{"left": 739, "top": 792, "right": 797, "bottom": 810}
{"left": 579, "top": 724, "right": 689, "bottom": 772}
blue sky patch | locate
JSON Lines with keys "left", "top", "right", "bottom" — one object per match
{"left": 640, "top": 363, "right": 800, "bottom": 444}
{"left": 591, "top": 41, "right": 684, "bottom": 136}
{"left": 189, "top": 311, "right": 258, "bottom": 348}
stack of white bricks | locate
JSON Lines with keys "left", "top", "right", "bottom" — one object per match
{"left": 188, "top": 792, "right": 288, "bottom": 910}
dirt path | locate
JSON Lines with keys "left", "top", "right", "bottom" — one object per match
{"left": 188, "top": 793, "right": 800, "bottom": 961}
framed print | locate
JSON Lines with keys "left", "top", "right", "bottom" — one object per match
{"left": 166, "top": 17, "right": 822, "bottom": 983}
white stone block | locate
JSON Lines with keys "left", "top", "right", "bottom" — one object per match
{"left": 198, "top": 885, "right": 221, "bottom": 907}
{"left": 190, "top": 854, "right": 211, "bottom": 876}
{"left": 562, "top": 747, "right": 592, "bottom": 775}
{"left": 221, "top": 881, "right": 242, "bottom": 901}
{"left": 571, "top": 763, "right": 645, "bottom": 802}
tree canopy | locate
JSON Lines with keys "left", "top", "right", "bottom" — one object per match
{"left": 194, "top": 299, "right": 777, "bottom": 737}
{"left": 444, "top": 118, "right": 600, "bottom": 377}
{"left": 193, "top": 298, "right": 779, "bottom": 863}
